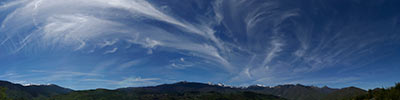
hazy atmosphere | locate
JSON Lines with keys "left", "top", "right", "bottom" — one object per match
{"left": 1, "top": 0, "right": 400, "bottom": 90}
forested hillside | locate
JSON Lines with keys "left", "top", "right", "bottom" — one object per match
{"left": 1, "top": 80, "right": 399, "bottom": 100}
{"left": 352, "top": 83, "right": 400, "bottom": 100}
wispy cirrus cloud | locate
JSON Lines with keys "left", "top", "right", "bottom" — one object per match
{"left": 0, "top": 0, "right": 232, "bottom": 71}
{"left": 1, "top": 0, "right": 399, "bottom": 89}
{"left": 82, "top": 77, "right": 162, "bottom": 88}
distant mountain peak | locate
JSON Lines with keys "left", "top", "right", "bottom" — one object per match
{"left": 0, "top": 80, "right": 73, "bottom": 99}
{"left": 22, "top": 83, "right": 53, "bottom": 86}
{"left": 247, "top": 84, "right": 271, "bottom": 88}
{"left": 0, "top": 80, "right": 377, "bottom": 100}
{"left": 255, "top": 84, "right": 267, "bottom": 87}
{"left": 340, "top": 86, "right": 364, "bottom": 90}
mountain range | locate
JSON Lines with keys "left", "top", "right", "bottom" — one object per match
{"left": 0, "top": 80, "right": 72, "bottom": 100}
{"left": 0, "top": 80, "right": 392, "bottom": 100}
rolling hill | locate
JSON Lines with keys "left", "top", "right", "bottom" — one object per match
{"left": 0, "top": 80, "right": 73, "bottom": 100}
{"left": 2, "top": 80, "right": 394, "bottom": 100}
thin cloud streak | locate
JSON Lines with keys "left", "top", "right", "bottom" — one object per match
{"left": 1, "top": 0, "right": 399, "bottom": 89}
{"left": 0, "top": 0, "right": 232, "bottom": 71}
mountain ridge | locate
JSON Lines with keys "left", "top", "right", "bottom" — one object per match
{"left": 0, "top": 80, "right": 368, "bottom": 100}
{"left": 0, "top": 80, "right": 73, "bottom": 100}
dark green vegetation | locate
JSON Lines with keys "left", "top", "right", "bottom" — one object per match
{"left": 247, "top": 84, "right": 366, "bottom": 100}
{"left": 49, "top": 89, "right": 285, "bottom": 100}
{"left": 1, "top": 80, "right": 399, "bottom": 100}
{"left": 352, "top": 83, "right": 400, "bottom": 100}
{"left": 48, "top": 82, "right": 285, "bottom": 100}
{"left": 323, "top": 87, "right": 367, "bottom": 100}
{"left": 0, "top": 80, "right": 72, "bottom": 100}
{"left": 0, "top": 86, "right": 11, "bottom": 100}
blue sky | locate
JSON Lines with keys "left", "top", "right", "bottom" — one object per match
{"left": 0, "top": 0, "right": 400, "bottom": 90}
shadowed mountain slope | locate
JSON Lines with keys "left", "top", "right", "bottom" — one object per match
{"left": 0, "top": 80, "right": 380, "bottom": 100}
{"left": 0, "top": 80, "right": 73, "bottom": 100}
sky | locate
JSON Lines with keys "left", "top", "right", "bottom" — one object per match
{"left": 0, "top": 0, "right": 400, "bottom": 90}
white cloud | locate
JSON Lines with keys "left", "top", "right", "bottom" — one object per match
{"left": 144, "top": 38, "right": 162, "bottom": 48}
{"left": 41, "top": 14, "right": 124, "bottom": 45}
{"left": 0, "top": 0, "right": 28, "bottom": 9}
{"left": 0, "top": 0, "right": 392, "bottom": 89}
{"left": 169, "top": 63, "right": 193, "bottom": 69}
{"left": 74, "top": 39, "right": 86, "bottom": 51}
{"left": 117, "top": 59, "right": 143, "bottom": 70}
{"left": 115, "top": 77, "right": 161, "bottom": 87}
{"left": 104, "top": 47, "right": 118, "bottom": 54}
{"left": 98, "top": 39, "right": 118, "bottom": 48}
{"left": 31, "top": 70, "right": 101, "bottom": 77}
{"left": 81, "top": 77, "right": 161, "bottom": 87}
{"left": 0, "top": 72, "right": 17, "bottom": 78}
{"left": 0, "top": 0, "right": 319, "bottom": 85}
{"left": 16, "top": 70, "right": 104, "bottom": 82}
{"left": 1, "top": 0, "right": 233, "bottom": 70}
{"left": 167, "top": 57, "right": 195, "bottom": 69}
{"left": 90, "top": 59, "right": 118, "bottom": 73}
{"left": 261, "top": 38, "right": 284, "bottom": 66}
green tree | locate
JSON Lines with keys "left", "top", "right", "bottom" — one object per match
{"left": 352, "top": 83, "right": 400, "bottom": 100}
{"left": 0, "top": 87, "right": 12, "bottom": 100}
